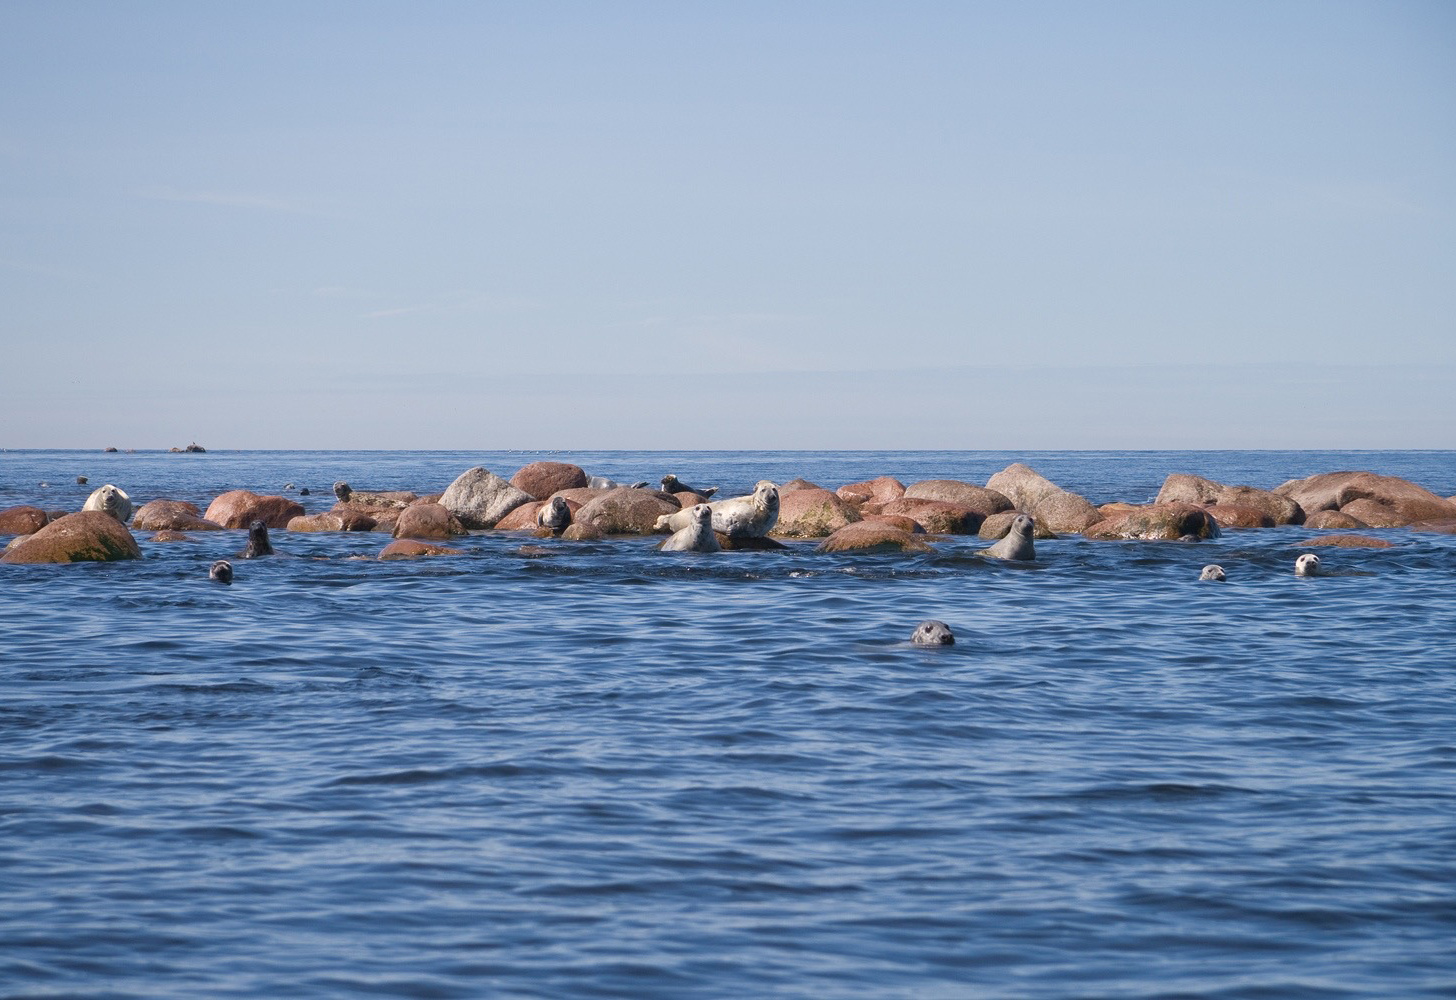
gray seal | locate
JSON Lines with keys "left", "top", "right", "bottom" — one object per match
{"left": 1295, "top": 553, "right": 1321, "bottom": 577}
{"left": 333, "top": 481, "right": 352, "bottom": 502}
{"left": 587, "top": 476, "right": 650, "bottom": 490}
{"left": 82, "top": 483, "right": 133, "bottom": 523}
{"left": 239, "top": 520, "right": 274, "bottom": 558}
{"left": 660, "top": 474, "right": 718, "bottom": 498}
{"left": 536, "top": 495, "right": 572, "bottom": 535}
{"left": 911, "top": 620, "right": 955, "bottom": 646}
{"left": 658, "top": 504, "right": 720, "bottom": 552}
{"left": 979, "top": 513, "right": 1035, "bottom": 561}
{"left": 1199, "top": 564, "right": 1227, "bottom": 581}
{"left": 209, "top": 559, "right": 234, "bottom": 584}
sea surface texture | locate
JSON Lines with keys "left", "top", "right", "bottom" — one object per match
{"left": 2, "top": 449, "right": 1453, "bottom": 1000}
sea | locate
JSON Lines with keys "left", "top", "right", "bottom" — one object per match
{"left": 2, "top": 449, "right": 1454, "bottom": 1000}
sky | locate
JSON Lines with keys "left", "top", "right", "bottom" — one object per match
{"left": 2, "top": 1, "right": 1453, "bottom": 449}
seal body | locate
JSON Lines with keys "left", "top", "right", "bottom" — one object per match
{"left": 239, "top": 520, "right": 273, "bottom": 558}
{"left": 709, "top": 480, "right": 780, "bottom": 539}
{"left": 82, "top": 484, "right": 132, "bottom": 523}
{"left": 1295, "top": 553, "right": 1321, "bottom": 577}
{"left": 911, "top": 620, "right": 955, "bottom": 646}
{"left": 537, "top": 496, "right": 572, "bottom": 535}
{"left": 660, "top": 474, "right": 718, "bottom": 498}
{"left": 1199, "top": 564, "right": 1227, "bottom": 581}
{"left": 979, "top": 513, "right": 1036, "bottom": 560}
{"left": 209, "top": 559, "right": 234, "bottom": 584}
{"left": 659, "top": 504, "right": 720, "bottom": 552}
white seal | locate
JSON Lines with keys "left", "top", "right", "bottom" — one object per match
{"left": 1295, "top": 553, "right": 1322, "bottom": 577}
{"left": 536, "top": 496, "right": 572, "bottom": 534}
{"left": 82, "top": 483, "right": 132, "bottom": 523}
{"left": 979, "top": 513, "right": 1035, "bottom": 561}
{"left": 1199, "top": 564, "right": 1226, "bottom": 581}
{"left": 658, "top": 504, "right": 720, "bottom": 552}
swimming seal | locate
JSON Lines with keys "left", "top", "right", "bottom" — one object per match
{"left": 658, "top": 504, "right": 720, "bottom": 552}
{"left": 660, "top": 474, "right": 718, "bottom": 498}
{"left": 979, "top": 513, "right": 1036, "bottom": 561}
{"left": 536, "top": 495, "right": 572, "bottom": 535}
{"left": 239, "top": 520, "right": 273, "bottom": 558}
{"left": 911, "top": 620, "right": 955, "bottom": 646}
{"left": 82, "top": 483, "right": 133, "bottom": 523}
{"left": 210, "top": 559, "right": 234, "bottom": 584}
{"left": 1199, "top": 564, "right": 1227, "bottom": 581}
{"left": 1295, "top": 553, "right": 1321, "bottom": 577}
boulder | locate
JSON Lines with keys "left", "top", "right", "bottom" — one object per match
{"left": 1155, "top": 474, "right": 1303, "bottom": 525}
{"left": 1275, "top": 471, "right": 1456, "bottom": 525}
{"left": 342, "top": 490, "right": 417, "bottom": 509}
{"left": 1, "top": 511, "right": 141, "bottom": 564}
{"left": 837, "top": 476, "right": 905, "bottom": 506}
{"left": 717, "top": 534, "right": 788, "bottom": 551}
{"left": 781, "top": 478, "right": 821, "bottom": 492}
{"left": 148, "top": 530, "right": 193, "bottom": 542}
{"left": 288, "top": 513, "right": 347, "bottom": 532}
{"left": 985, "top": 463, "right": 1100, "bottom": 533}
{"left": 1296, "top": 534, "right": 1393, "bottom": 548}
{"left": 562, "top": 522, "right": 605, "bottom": 541}
{"left": 131, "top": 499, "right": 224, "bottom": 532}
{"left": 575, "top": 487, "right": 679, "bottom": 535}
{"left": 1410, "top": 520, "right": 1456, "bottom": 535}
{"left": 1203, "top": 504, "right": 1274, "bottom": 529}
{"left": 1083, "top": 502, "right": 1222, "bottom": 541}
{"left": 493, "top": 501, "right": 546, "bottom": 531}
{"left": 440, "top": 467, "right": 533, "bottom": 529}
{"left": 770, "top": 488, "right": 861, "bottom": 538}
{"left": 1153, "top": 473, "right": 1223, "bottom": 506}
{"left": 393, "top": 503, "right": 467, "bottom": 540}
{"left": 326, "top": 502, "right": 390, "bottom": 532}
{"left": 203, "top": 490, "right": 306, "bottom": 530}
{"left": 550, "top": 487, "right": 611, "bottom": 507}
{"left": 1338, "top": 497, "right": 1410, "bottom": 528}
{"left": 818, "top": 521, "right": 935, "bottom": 554}
{"left": 859, "top": 513, "right": 925, "bottom": 534}
{"left": 979, "top": 509, "right": 1057, "bottom": 540}
{"left": 879, "top": 498, "right": 984, "bottom": 534}
{"left": 0, "top": 505, "right": 48, "bottom": 535}
{"left": 903, "top": 480, "right": 1013, "bottom": 517}
{"left": 379, "top": 539, "right": 464, "bottom": 560}
{"left": 511, "top": 461, "right": 588, "bottom": 500}
{"left": 1304, "top": 509, "right": 1365, "bottom": 530}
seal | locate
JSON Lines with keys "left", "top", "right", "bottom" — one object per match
{"left": 82, "top": 483, "right": 133, "bottom": 523}
{"left": 660, "top": 474, "right": 718, "bottom": 498}
{"left": 209, "top": 559, "right": 234, "bottom": 585}
{"left": 1199, "top": 564, "right": 1227, "bottom": 581}
{"left": 911, "top": 620, "right": 955, "bottom": 646}
{"left": 333, "top": 481, "right": 352, "bottom": 502}
{"left": 711, "top": 480, "right": 780, "bottom": 538}
{"left": 536, "top": 495, "right": 572, "bottom": 535}
{"left": 658, "top": 503, "right": 720, "bottom": 552}
{"left": 979, "top": 513, "right": 1036, "bottom": 560}
{"left": 1295, "top": 553, "right": 1322, "bottom": 577}
{"left": 588, "top": 476, "right": 649, "bottom": 490}
{"left": 239, "top": 520, "right": 273, "bottom": 558}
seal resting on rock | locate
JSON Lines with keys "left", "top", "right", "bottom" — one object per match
{"left": 1199, "top": 564, "right": 1226, "bottom": 581}
{"left": 209, "top": 559, "right": 233, "bottom": 584}
{"left": 911, "top": 620, "right": 955, "bottom": 646}
{"left": 588, "top": 476, "right": 649, "bottom": 490}
{"left": 978, "top": 513, "right": 1035, "bottom": 561}
{"left": 239, "top": 520, "right": 273, "bottom": 558}
{"left": 658, "top": 504, "right": 720, "bottom": 552}
{"left": 82, "top": 483, "right": 132, "bottom": 523}
{"left": 668, "top": 480, "right": 778, "bottom": 538}
{"left": 1294, "top": 553, "right": 1322, "bottom": 577}
{"left": 660, "top": 474, "right": 718, "bottom": 498}
{"left": 536, "top": 495, "right": 572, "bottom": 535}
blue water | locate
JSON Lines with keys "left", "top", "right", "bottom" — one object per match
{"left": 2, "top": 450, "right": 1454, "bottom": 1000}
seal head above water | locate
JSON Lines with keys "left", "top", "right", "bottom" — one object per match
{"left": 209, "top": 559, "right": 234, "bottom": 584}
{"left": 1200, "top": 564, "right": 1227, "bottom": 581}
{"left": 239, "top": 520, "right": 273, "bottom": 558}
{"left": 82, "top": 483, "right": 133, "bottom": 524}
{"left": 911, "top": 620, "right": 955, "bottom": 646}
{"left": 658, "top": 504, "right": 720, "bottom": 552}
{"left": 979, "top": 513, "right": 1036, "bottom": 561}
{"left": 1294, "top": 553, "right": 1322, "bottom": 577}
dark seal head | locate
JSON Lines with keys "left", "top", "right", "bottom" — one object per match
{"left": 661, "top": 474, "right": 719, "bottom": 498}
{"left": 333, "top": 481, "right": 352, "bottom": 502}
{"left": 209, "top": 559, "right": 234, "bottom": 585}
{"left": 911, "top": 620, "right": 955, "bottom": 646}
{"left": 240, "top": 520, "right": 273, "bottom": 558}
{"left": 1199, "top": 564, "right": 1226, "bottom": 581}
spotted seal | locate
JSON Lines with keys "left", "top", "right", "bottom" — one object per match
{"left": 658, "top": 504, "right": 720, "bottom": 552}
{"left": 1199, "top": 564, "right": 1227, "bottom": 581}
{"left": 660, "top": 474, "right": 718, "bottom": 498}
{"left": 536, "top": 495, "right": 572, "bottom": 535}
{"left": 979, "top": 513, "right": 1035, "bottom": 561}
{"left": 239, "top": 520, "right": 274, "bottom": 558}
{"left": 911, "top": 620, "right": 955, "bottom": 646}
{"left": 1294, "top": 553, "right": 1322, "bottom": 577}
{"left": 82, "top": 483, "right": 132, "bottom": 523}
{"left": 209, "top": 559, "right": 234, "bottom": 584}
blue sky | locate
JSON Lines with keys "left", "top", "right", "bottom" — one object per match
{"left": 2, "top": 2, "right": 1453, "bottom": 449}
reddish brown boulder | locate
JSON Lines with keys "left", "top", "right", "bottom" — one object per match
{"left": 1, "top": 511, "right": 141, "bottom": 564}
{"left": 494, "top": 501, "right": 546, "bottom": 531}
{"left": 880, "top": 498, "right": 984, "bottom": 534}
{"left": 904, "top": 480, "right": 1013, "bottom": 517}
{"left": 379, "top": 539, "right": 463, "bottom": 560}
{"left": 1411, "top": 520, "right": 1456, "bottom": 534}
{"left": 771, "top": 488, "right": 861, "bottom": 538}
{"left": 132, "top": 499, "right": 223, "bottom": 532}
{"left": 818, "top": 521, "right": 935, "bottom": 553}
{"left": 393, "top": 503, "right": 467, "bottom": 540}
{"left": 346, "top": 490, "right": 417, "bottom": 509}
{"left": 1083, "top": 502, "right": 1222, "bottom": 541}
{"left": 837, "top": 476, "right": 905, "bottom": 506}
{"left": 1338, "top": 497, "right": 1411, "bottom": 528}
{"left": 511, "top": 461, "right": 588, "bottom": 500}
{"left": 324, "top": 502, "right": 388, "bottom": 531}
{"left": 410, "top": 493, "right": 444, "bottom": 506}
{"left": 985, "top": 463, "right": 1100, "bottom": 533}
{"left": 1155, "top": 474, "right": 1304, "bottom": 525}
{"left": 717, "top": 534, "right": 789, "bottom": 550}
{"left": 1296, "top": 534, "right": 1393, "bottom": 548}
{"left": 1275, "top": 471, "right": 1456, "bottom": 524}
{"left": 781, "top": 478, "right": 821, "bottom": 492}
{"left": 1154, "top": 473, "right": 1223, "bottom": 505}
{"left": 0, "top": 505, "right": 48, "bottom": 535}
{"left": 551, "top": 487, "right": 610, "bottom": 507}
{"left": 148, "top": 530, "right": 194, "bottom": 542}
{"left": 575, "top": 488, "right": 679, "bottom": 535}
{"left": 979, "top": 509, "right": 1057, "bottom": 540}
{"left": 1304, "top": 509, "right": 1364, "bottom": 530}
{"left": 1097, "top": 502, "right": 1141, "bottom": 518}
{"left": 562, "top": 522, "right": 605, "bottom": 541}
{"left": 1204, "top": 504, "right": 1274, "bottom": 529}
{"left": 859, "top": 514, "right": 924, "bottom": 534}
{"left": 204, "top": 490, "right": 305, "bottom": 530}
{"left": 289, "top": 513, "right": 347, "bottom": 533}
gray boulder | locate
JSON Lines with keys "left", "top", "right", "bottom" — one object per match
{"left": 440, "top": 467, "right": 533, "bottom": 529}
